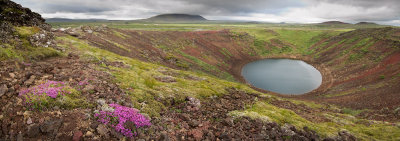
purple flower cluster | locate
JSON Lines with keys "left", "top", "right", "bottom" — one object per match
{"left": 78, "top": 78, "right": 90, "bottom": 86}
{"left": 19, "top": 81, "right": 69, "bottom": 98}
{"left": 19, "top": 81, "right": 71, "bottom": 107}
{"left": 22, "top": 62, "right": 32, "bottom": 66}
{"left": 95, "top": 104, "right": 151, "bottom": 137}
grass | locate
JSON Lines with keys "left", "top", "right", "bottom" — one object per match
{"left": 113, "top": 30, "right": 129, "bottom": 39}
{"left": 21, "top": 83, "right": 92, "bottom": 111}
{"left": 53, "top": 24, "right": 400, "bottom": 140}
{"left": 0, "top": 26, "right": 61, "bottom": 61}
{"left": 178, "top": 51, "right": 235, "bottom": 81}
{"left": 230, "top": 101, "right": 400, "bottom": 140}
{"left": 0, "top": 44, "right": 22, "bottom": 61}
{"left": 57, "top": 35, "right": 259, "bottom": 116}
{"left": 232, "top": 28, "right": 343, "bottom": 56}
{"left": 341, "top": 108, "right": 367, "bottom": 116}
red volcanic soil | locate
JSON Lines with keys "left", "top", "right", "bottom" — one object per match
{"left": 82, "top": 27, "right": 400, "bottom": 120}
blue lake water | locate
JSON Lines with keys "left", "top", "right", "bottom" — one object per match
{"left": 241, "top": 59, "right": 322, "bottom": 95}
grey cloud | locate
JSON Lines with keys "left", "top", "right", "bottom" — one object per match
{"left": 310, "top": 0, "right": 400, "bottom": 8}
{"left": 174, "top": 0, "right": 303, "bottom": 15}
{"left": 11, "top": 0, "right": 400, "bottom": 25}
{"left": 14, "top": 0, "right": 120, "bottom": 13}
{"left": 15, "top": 0, "right": 303, "bottom": 15}
{"left": 304, "top": 0, "right": 400, "bottom": 21}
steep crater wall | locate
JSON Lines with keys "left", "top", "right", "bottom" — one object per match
{"left": 81, "top": 27, "right": 400, "bottom": 110}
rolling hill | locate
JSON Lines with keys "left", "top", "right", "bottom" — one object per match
{"left": 145, "top": 14, "right": 207, "bottom": 22}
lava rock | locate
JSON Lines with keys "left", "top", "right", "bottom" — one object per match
{"left": 337, "top": 130, "right": 356, "bottom": 141}
{"left": 178, "top": 113, "right": 190, "bottom": 121}
{"left": 189, "top": 120, "right": 200, "bottom": 127}
{"left": 24, "top": 75, "right": 36, "bottom": 86}
{"left": 73, "top": 131, "right": 83, "bottom": 141}
{"left": 17, "top": 132, "right": 23, "bottom": 141}
{"left": 40, "top": 119, "right": 62, "bottom": 134}
{"left": 85, "top": 131, "right": 93, "bottom": 137}
{"left": 83, "top": 84, "right": 95, "bottom": 93}
{"left": 9, "top": 73, "right": 15, "bottom": 78}
{"left": 159, "top": 132, "right": 170, "bottom": 141}
{"left": 26, "top": 124, "right": 40, "bottom": 138}
{"left": 26, "top": 117, "right": 33, "bottom": 125}
{"left": 96, "top": 124, "right": 110, "bottom": 138}
{"left": 394, "top": 107, "right": 400, "bottom": 116}
{"left": 0, "top": 0, "right": 47, "bottom": 27}
{"left": 0, "top": 84, "right": 7, "bottom": 97}
{"left": 222, "top": 118, "right": 234, "bottom": 127}
{"left": 96, "top": 99, "right": 106, "bottom": 106}
{"left": 186, "top": 96, "right": 201, "bottom": 108}
{"left": 29, "top": 31, "right": 56, "bottom": 48}
{"left": 110, "top": 128, "right": 124, "bottom": 139}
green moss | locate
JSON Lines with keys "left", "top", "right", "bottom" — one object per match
{"left": 220, "top": 48, "right": 233, "bottom": 58}
{"left": 27, "top": 47, "right": 61, "bottom": 60}
{"left": 0, "top": 42, "right": 61, "bottom": 61}
{"left": 179, "top": 51, "right": 220, "bottom": 73}
{"left": 113, "top": 31, "right": 129, "bottom": 39}
{"left": 0, "top": 44, "right": 22, "bottom": 61}
{"left": 143, "top": 75, "right": 157, "bottom": 89}
{"left": 230, "top": 101, "right": 400, "bottom": 140}
{"left": 55, "top": 87, "right": 93, "bottom": 109}
{"left": 0, "top": 26, "right": 61, "bottom": 61}
{"left": 290, "top": 100, "right": 325, "bottom": 109}
{"left": 15, "top": 26, "right": 40, "bottom": 38}
{"left": 2, "top": 7, "right": 25, "bottom": 15}
{"left": 341, "top": 108, "right": 367, "bottom": 116}
{"left": 103, "top": 38, "right": 131, "bottom": 52}
{"left": 56, "top": 35, "right": 262, "bottom": 116}
{"left": 22, "top": 85, "right": 92, "bottom": 111}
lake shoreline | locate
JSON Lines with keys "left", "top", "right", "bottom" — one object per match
{"left": 228, "top": 54, "right": 334, "bottom": 99}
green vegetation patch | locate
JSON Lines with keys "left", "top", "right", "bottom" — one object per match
{"left": 18, "top": 81, "right": 92, "bottom": 111}
{"left": 113, "top": 30, "right": 129, "bottom": 39}
{"left": 57, "top": 35, "right": 257, "bottom": 116}
{"left": 230, "top": 101, "right": 400, "bottom": 140}
{"left": 14, "top": 26, "right": 40, "bottom": 38}
{"left": 0, "top": 26, "right": 61, "bottom": 61}
{"left": 341, "top": 108, "right": 367, "bottom": 116}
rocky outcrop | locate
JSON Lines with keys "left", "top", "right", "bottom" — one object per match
{"left": 28, "top": 30, "right": 57, "bottom": 48}
{"left": 0, "top": 0, "right": 48, "bottom": 28}
{"left": 0, "top": 0, "right": 59, "bottom": 52}
{"left": 0, "top": 22, "right": 15, "bottom": 43}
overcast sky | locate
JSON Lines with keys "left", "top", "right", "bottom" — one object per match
{"left": 14, "top": 0, "right": 400, "bottom": 25}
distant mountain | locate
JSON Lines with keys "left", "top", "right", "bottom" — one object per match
{"left": 319, "top": 21, "right": 350, "bottom": 24}
{"left": 145, "top": 14, "right": 207, "bottom": 22}
{"left": 356, "top": 22, "right": 377, "bottom": 25}
{"left": 45, "top": 18, "right": 107, "bottom": 22}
